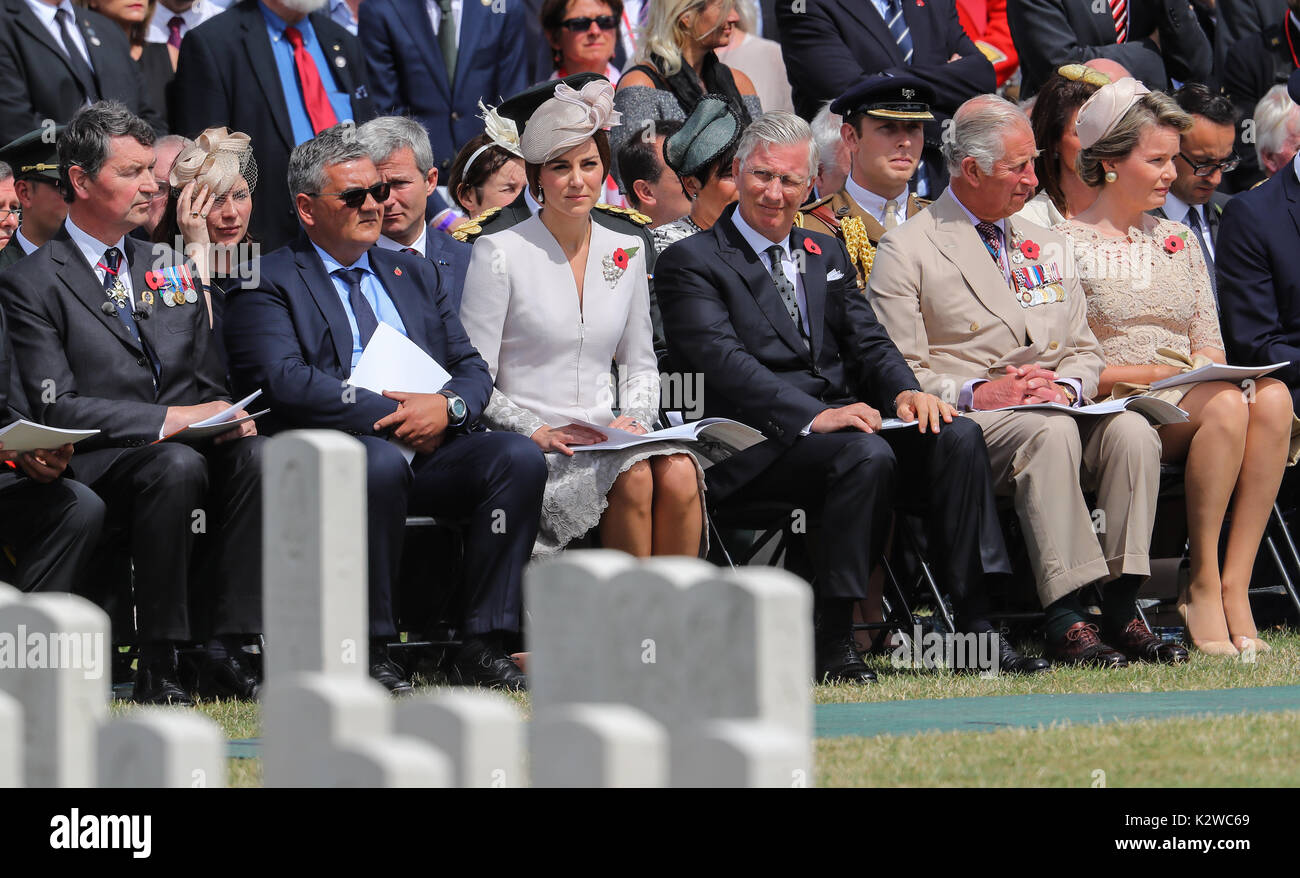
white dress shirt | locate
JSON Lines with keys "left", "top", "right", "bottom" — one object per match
{"left": 14, "top": 228, "right": 38, "bottom": 256}
{"left": 844, "top": 173, "right": 908, "bottom": 229}
{"left": 377, "top": 225, "right": 428, "bottom": 257}
{"left": 1161, "top": 190, "right": 1215, "bottom": 262}
{"left": 730, "top": 208, "right": 810, "bottom": 334}
{"left": 64, "top": 216, "right": 133, "bottom": 303}
{"left": 145, "top": 0, "right": 218, "bottom": 45}
{"left": 24, "top": 0, "right": 94, "bottom": 72}
{"left": 428, "top": 0, "right": 462, "bottom": 42}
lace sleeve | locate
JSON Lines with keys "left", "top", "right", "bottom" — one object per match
{"left": 480, "top": 387, "right": 547, "bottom": 438}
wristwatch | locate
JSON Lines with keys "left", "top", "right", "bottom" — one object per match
{"left": 1057, "top": 382, "right": 1078, "bottom": 405}
{"left": 438, "top": 390, "right": 469, "bottom": 428}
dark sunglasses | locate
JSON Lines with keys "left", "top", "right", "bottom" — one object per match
{"left": 561, "top": 14, "right": 617, "bottom": 31}
{"left": 1177, "top": 152, "right": 1240, "bottom": 177}
{"left": 307, "top": 181, "right": 390, "bottom": 208}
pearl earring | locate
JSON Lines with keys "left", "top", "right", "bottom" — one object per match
{"left": 1104, "top": 170, "right": 1117, "bottom": 183}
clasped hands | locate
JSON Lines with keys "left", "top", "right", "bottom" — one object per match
{"left": 373, "top": 390, "right": 451, "bottom": 454}
{"left": 811, "top": 389, "right": 955, "bottom": 434}
{"left": 971, "top": 364, "right": 1073, "bottom": 410}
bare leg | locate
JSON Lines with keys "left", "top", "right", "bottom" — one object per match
{"left": 1158, "top": 381, "right": 1247, "bottom": 651}
{"left": 599, "top": 460, "right": 653, "bottom": 557}
{"left": 1221, "top": 378, "right": 1292, "bottom": 647}
{"left": 648, "top": 454, "right": 703, "bottom": 556}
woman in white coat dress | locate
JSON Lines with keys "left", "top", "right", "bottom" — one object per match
{"left": 459, "top": 79, "right": 705, "bottom": 557}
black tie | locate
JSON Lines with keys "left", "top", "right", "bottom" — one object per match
{"left": 334, "top": 267, "right": 380, "bottom": 349}
{"left": 765, "top": 244, "right": 809, "bottom": 350}
{"left": 1186, "top": 208, "right": 1217, "bottom": 304}
{"left": 99, "top": 247, "right": 159, "bottom": 381}
{"left": 56, "top": 8, "right": 99, "bottom": 102}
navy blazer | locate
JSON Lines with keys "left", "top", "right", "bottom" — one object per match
{"left": 655, "top": 204, "right": 919, "bottom": 499}
{"left": 1216, "top": 166, "right": 1300, "bottom": 408}
{"left": 359, "top": 0, "right": 531, "bottom": 173}
{"left": 222, "top": 234, "right": 491, "bottom": 437}
{"left": 173, "top": 0, "right": 377, "bottom": 250}
{"left": 424, "top": 225, "right": 472, "bottom": 312}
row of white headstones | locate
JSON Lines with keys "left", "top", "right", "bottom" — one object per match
{"left": 0, "top": 431, "right": 814, "bottom": 787}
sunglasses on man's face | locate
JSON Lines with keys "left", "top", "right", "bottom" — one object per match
{"left": 562, "top": 14, "right": 617, "bottom": 31}
{"left": 307, "top": 182, "right": 391, "bottom": 208}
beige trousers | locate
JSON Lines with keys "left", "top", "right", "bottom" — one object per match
{"left": 965, "top": 409, "right": 1161, "bottom": 606}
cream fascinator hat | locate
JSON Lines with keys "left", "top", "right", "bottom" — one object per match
{"left": 1074, "top": 77, "right": 1151, "bottom": 149}
{"left": 168, "top": 127, "right": 258, "bottom": 197}
{"left": 518, "top": 79, "right": 621, "bottom": 164}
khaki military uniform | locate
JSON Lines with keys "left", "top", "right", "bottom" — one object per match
{"left": 795, "top": 189, "right": 930, "bottom": 287}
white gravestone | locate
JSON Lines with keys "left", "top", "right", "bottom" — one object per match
{"left": 0, "top": 690, "right": 20, "bottom": 787}
{"left": 395, "top": 690, "right": 523, "bottom": 788}
{"left": 531, "top": 704, "right": 667, "bottom": 788}
{"left": 262, "top": 673, "right": 393, "bottom": 788}
{"left": 98, "top": 709, "right": 227, "bottom": 788}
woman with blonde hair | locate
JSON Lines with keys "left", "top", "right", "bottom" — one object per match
{"left": 1056, "top": 78, "right": 1295, "bottom": 657}
{"left": 610, "top": 0, "right": 760, "bottom": 184}
{"left": 459, "top": 79, "right": 706, "bottom": 558}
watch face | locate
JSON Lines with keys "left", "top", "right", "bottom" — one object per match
{"left": 449, "top": 396, "right": 467, "bottom": 420}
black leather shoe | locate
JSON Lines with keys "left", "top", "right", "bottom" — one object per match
{"left": 447, "top": 637, "right": 528, "bottom": 691}
{"left": 1106, "top": 618, "right": 1189, "bottom": 664}
{"left": 133, "top": 661, "right": 194, "bottom": 706}
{"left": 815, "top": 636, "right": 877, "bottom": 684}
{"left": 1045, "top": 622, "right": 1129, "bottom": 668}
{"left": 997, "top": 637, "right": 1051, "bottom": 673}
{"left": 197, "top": 654, "right": 261, "bottom": 701}
{"left": 370, "top": 657, "right": 415, "bottom": 697}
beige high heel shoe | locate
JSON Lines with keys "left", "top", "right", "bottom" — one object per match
{"left": 1177, "top": 584, "right": 1239, "bottom": 656}
{"left": 1230, "top": 635, "right": 1271, "bottom": 655}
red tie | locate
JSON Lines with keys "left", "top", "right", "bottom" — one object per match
{"left": 1109, "top": 0, "right": 1128, "bottom": 43}
{"left": 283, "top": 26, "right": 339, "bottom": 134}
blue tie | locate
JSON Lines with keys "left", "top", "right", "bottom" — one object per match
{"left": 886, "top": 0, "right": 914, "bottom": 64}
{"left": 334, "top": 267, "right": 380, "bottom": 349}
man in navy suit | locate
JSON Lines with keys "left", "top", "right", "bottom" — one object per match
{"left": 774, "top": 0, "right": 994, "bottom": 194}
{"left": 1217, "top": 75, "right": 1300, "bottom": 411}
{"left": 172, "top": 0, "right": 377, "bottom": 250}
{"left": 655, "top": 112, "right": 1038, "bottom": 682}
{"left": 358, "top": 0, "right": 531, "bottom": 181}
{"left": 223, "top": 125, "right": 546, "bottom": 694}
{"left": 357, "top": 116, "right": 472, "bottom": 307}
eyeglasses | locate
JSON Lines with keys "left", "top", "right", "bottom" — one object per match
{"left": 0, "top": 209, "right": 18, "bottom": 223}
{"left": 306, "top": 182, "right": 390, "bottom": 208}
{"left": 745, "top": 166, "right": 808, "bottom": 194}
{"left": 1177, "top": 152, "right": 1240, "bottom": 177}
{"left": 1057, "top": 64, "right": 1110, "bottom": 87}
{"left": 561, "top": 15, "right": 617, "bottom": 31}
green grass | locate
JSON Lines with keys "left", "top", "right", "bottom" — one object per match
{"left": 109, "top": 630, "right": 1300, "bottom": 788}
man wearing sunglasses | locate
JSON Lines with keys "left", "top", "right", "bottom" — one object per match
{"left": 1151, "top": 84, "right": 1237, "bottom": 304}
{"left": 224, "top": 125, "right": 547, "bottom": 695}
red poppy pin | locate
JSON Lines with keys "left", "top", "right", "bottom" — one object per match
{"left": 1164, "top": 234, "right": 1186, "bottom": 255}
{"left": 1019, "top": 239, "right": 1040, "bottom": 260}
{"left": 601, "top": 245, "right": 640, "bottom": 287}
{"left": 394, "top": 267, "right": 402, "bottom": 276}
{"left": 803, "top": 237, "right": 822, "bottom": 255}
{"left": 145, "top": 270, "right": 164, "bottom": 290}
{"left": 613, "top": 247, "right": 629, "bottom": 270}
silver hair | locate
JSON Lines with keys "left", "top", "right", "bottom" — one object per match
{"left": 735, "top": 111, "right": 818, "bottom": 180}
{"left": 1253, "top": 84, "right": 1300, "bottom": 166}
{"left": 942, "top": 94, "right": 1031, "bottom": 174}
{"left": 0, "top": 160, "right": 11, "bottom": 183}
{"left": 810, "top": 101, "right": 847, "bottom": 176}
{"left": 287, "top": 124, "right": 371, "bottom": 197}
{"left": 357, "top": 116, "right": 436, "bottom": 176}
{"left": 154, "top": 134, "right": 193, "bottom": 154}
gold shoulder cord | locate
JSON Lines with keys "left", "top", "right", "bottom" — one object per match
{"left": 838, "top": 216, "right": 875, "bottom": 287}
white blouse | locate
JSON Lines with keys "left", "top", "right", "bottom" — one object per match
{"left": 458, "top": 213, "right": 661, "bottom": 435}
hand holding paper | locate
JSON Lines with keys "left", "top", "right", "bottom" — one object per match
{"left": 373, "top": 390, "right": 450, "bottom": 454}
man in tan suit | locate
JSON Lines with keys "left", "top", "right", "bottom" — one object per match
{"left": 869, "top": 94, "right": 1186, "bottom": 667}
{"left": 798, "top": 74, "right": 935, "bottom": 287}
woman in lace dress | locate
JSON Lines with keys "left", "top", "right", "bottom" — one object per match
{"left": 1056, "top": 79, "right": 1294, "bottom": 655}
{"left": 459, "top": 80, "right": 705, "bottom": 557}
{"left": 652, "top": 94, "right": 741, "bottom": 252}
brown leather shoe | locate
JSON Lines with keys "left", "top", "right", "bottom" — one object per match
{"left": 1106, "top": 618, "right": 1189, "bottom": 664}
{"left": 1045, "top": 622, "right": 1129, "bottom": 668}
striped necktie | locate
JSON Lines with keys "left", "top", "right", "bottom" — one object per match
{"left": 885, "top": 0, "right": 914, "bottom": 64}
{"left": 1110, "top": 0, "right": 1128, "bottom": 43}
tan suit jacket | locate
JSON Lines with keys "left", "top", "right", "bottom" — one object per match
{"left": 866, "top": 188, "right": 1105, "bottom": 404}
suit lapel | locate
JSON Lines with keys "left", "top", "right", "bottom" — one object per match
{"left": 9, "top": 0, "right": 86, "bottom": 90}
{"left": 50, "top": 231, "right": 143, "bottom": 355}
{"left": 295, "top": 240, "right": 355, "bottom": 371}
{"left": 453, "top": 0, "right": 484, "bottom": 91}
{"left": 716, "top": 214, "right": 809, "bottom": 360}
{"left": 240, "top": 5, "right": 294, "bottom": 149}
{"left": 406, "top": 0, "right": 451, "bottom": 97}
{"left": 1284, "top": 170, "right": 1300, "bottom": 243}
{"left": 311, "top": 14, "right": 356, "bottom": 95}
{"left": 368, "top": 248, "right": 431, "bottom": 353}
{"left": 77, "top": 12, "right": 109, "bottom": 95}
{"left": 927, "top": 191, "right": 1025, "bottom": 340}
{"left": 837, "top": 0, "right": 903, "bottom": 62}
{"left": 793, "top": 232, "right": 826, "bottom": 360}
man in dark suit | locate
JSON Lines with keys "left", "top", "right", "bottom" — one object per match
{"left": 0, "top": 297, "right": 105, "bottom": 593}
{"left": 1006, "top": 0, "right": 1213, "bottom": 97}
{"left": 1217, "top": 74, "right": 1300, "bottom": 409}
{"left": 358, "top": 0, "right": 531, "bottom": 181}
{"left": 1222, "top": 0, "right": 1300, "bottom": 192}
{"left": 656, "top": 112, "right": 1041, "bottom": 682}
{"left": 356, "top": 116, "right": 472, "bottom": 306}
{"left": 223, "top": 125, "right": 547, "bottom": 694}
{"left": 172, "top": 0, "right": 377, "bottom": 250}
{"left": 1150, "top": 83, "right": 1236, "bottom": 304}
{"left": 0, "top": 102, "right": 265, "bottom": 706}
{"left": 1217, "top": 0, "right": 1288, "bottom": 87}
{"left": 774, "top": 0, "right": 995, "bottom": 195}
{"left": 0, "top": 126, "right": 69, "bottom": 271}
{"left": 0, "top": 0, "right": 166, "bottom": 146}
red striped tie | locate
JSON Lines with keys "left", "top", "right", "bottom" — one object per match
{"left": 1109, "top": 0, "right": 1128, "bottom": 43}
{"left": 284, "top": 26, "right": 339, "bottom": 135}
